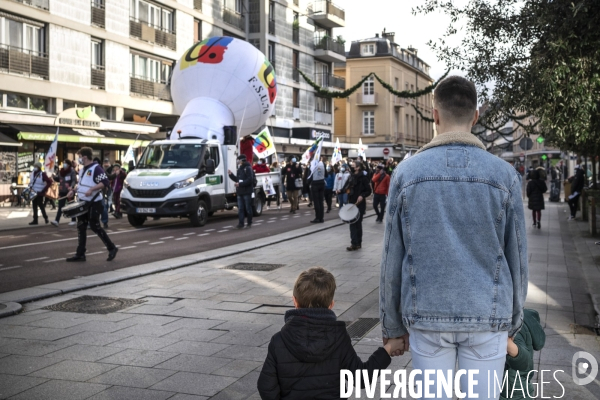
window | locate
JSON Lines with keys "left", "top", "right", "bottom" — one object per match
{"left": 363, "top": 111, "right": 375, "bottom": 135}
{"left": 205, "top": 146, "right": 220, "bottom": 167}
{"left": 91, "top": 39, "right": 103, "bottom": 67}
{"left": 130, "top": 53, "right": 172, "bottom": 83}
{"left": 2, "top": 93, "right": 47, "bottom": 112}
{"left": 394, "top": 77, "right": 399, "bottom": 91}
{"left": 394, "top": 110, "right": 399, "bottom": 133}
{"left": 0, "top": 15, "right": 44, "bottom": 53}
{"left": 268, "top": 41, "right": 275, "bottom": 65}
{"left": 293, "top": 88, "right": 299, "bottom": 108}
{"left": 315, "top": 96, "right": 330, "bottom": 113}
{"left": 235, "top": 0, "right": 243, "bottom": 14}
{"left": 363, "top": 76, "right": 374, "bottom": 95}
{"left": 130, "top": 0, "right": 173, "bottom": 31}
{"left": 269, "top": 1, "right": 275, "bottom": 20}
{"left": 405, "top": 113, "right": 409, "bottom": 137}
{"left": 194, "top": 19, "right": 202, "bottom": 42}
{"left": 361, "top": 43, "right": 375, "bottom": 56}
{"left": 62, "top": 102, "right": 111, "bottom": 119}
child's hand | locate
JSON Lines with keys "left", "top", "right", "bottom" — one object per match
{"left": 384, "top": 337, "right": 405, "bottom": 356}
{"left": 507, "top": 336, "right": 519, "bottom": 358}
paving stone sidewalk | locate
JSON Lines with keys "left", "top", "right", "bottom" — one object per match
{"left": 1, "top": 202, "right": 600, "bottom": 399}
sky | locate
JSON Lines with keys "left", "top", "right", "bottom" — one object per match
{"left": 334, "top": 0, "right": 466, "bottom": 80}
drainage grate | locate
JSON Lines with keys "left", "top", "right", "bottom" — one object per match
{"left": 346, "top": 318, "right": 381, "bottom": 339}
{"left": 223, "top": 263, "right": 285, "bottom": 271}
{"left": 42, "top": 296, "right": 146, "bottom": 314}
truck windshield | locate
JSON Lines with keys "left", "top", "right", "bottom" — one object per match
{"left": 138, "top": 143, "right": 204, "bottom": 169}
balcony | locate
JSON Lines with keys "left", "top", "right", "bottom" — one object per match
{"left": 193, "top": 0, "right": 202, "bottom": 11}
{"left": 129, "top": 17, "right": 176, "bottom": 50}
{"left": 314, "top": 73, "right": 345, "bottom": 89}
{"left": 307, "top": 0, "right": 345, "bottom": 28}
{"left": 130, "top": 75, "right": 172, "bottom": 101}
{"left": 269, "top": 20, "right": 275, "bottom": 35}
{"left": 394, "top": 96, "right": 405, "bottom": 107}
{"left": 313, "top": 36, "right": 345, "bottom": 63}
{"left": 91, "top": 65, "right": 105, "bottom": 89}
{"left": 314, "top": 111, "right": 332, "bottom": 125}
{"left": 293, "top": 107, "right": 300, "bottom": 120}
{"left": 14, "top": 0, "right": 49, "bottom": 10}
{"left": 223, "top": 7, "right": 244, "bottom": 31}
{"left": 357, "top": 92, "right": 378, "bottom": 106}
{"left": 0, "top": 45, "right": 49, "bottom": 80}
{"left": 91, "top": 1, "right": 105, "bottom": 28}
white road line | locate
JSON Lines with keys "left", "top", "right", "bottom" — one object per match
{"left": 281, "top": 218, "right": 289, "bottom": 220}
{"left": 25, "top": 257, "right": 49, "bottom": 262}
{"left": 217, "top": 230, "right": 229, "bottom": 233}
{"left": 66, "top": 252, "right": 76, "bottom": 255}
{"left": 87, "top": 251, "right": 104, "bottom": 256}
{"left": 197, "top": 233, "right": 210, "bottom": 237}
{"left": 43, "top": 258, "right": 63, "bottom": 263}
{"left": 255, "top": 220, "right": 264, "bottom": 222}
{"left": 7, "top": 235, "right": 26, "bottom": 239}
{"left": 159, "top": 236, "right": 174, "bottom": 240}
{"left": 205, "top": 229, "right": 215, "bottom": 232}
{"left": 269, "top": 217, "right": 277, "bottom": 220}
{"left": 134, "top": 241, "right": 148, "bottom": 244}
{"left": 120, "top": 246, "right": 137, "bottom": 250}
{"left": 267, "top": 221, "right": 275, "bottom": 223}
{"left": 175, "top": 237, "right": 189, "bottom": 241}
{"left": 0, "top": 266, "right": 22, "bottom": 271}
{"left": 223, "top": 226, "right": 233, "bottom": 228}
{"left": 293, "top": 216, "right": 300, "bottom": 218}
{"left": 253, "top": 223, "right": 262, "bottom": 226}
{"left": 183, "top": 233, "right": 196, "bottom": 236}
{"left": 149, "top": 241, "right": 164, "bottom": 245}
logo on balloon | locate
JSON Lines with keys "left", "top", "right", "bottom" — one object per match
{"left": 180, "top": 37, "right": 234, "bottom": 70}
{"left": 258, "top": 59, "right": 277, "bottom": 104}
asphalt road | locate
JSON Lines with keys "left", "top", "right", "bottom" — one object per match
{"left": 0, "top": 200, "right": 340, "bottom": 294}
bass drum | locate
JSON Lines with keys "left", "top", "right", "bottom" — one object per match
{"left": 21, "top": 188, "right": 37, "bottom": 202}
{"left": 339, "top": 204, "right": 360, "bottom": 224}
{"left": 61, "top": 200, "right": 90, "bottom": 218}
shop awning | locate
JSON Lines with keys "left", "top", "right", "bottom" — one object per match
{"left": 0, "top": 132, "right": 22, "bottom": 147}
{"left": 5, "top": 124, "right": 153, "bottom": 147}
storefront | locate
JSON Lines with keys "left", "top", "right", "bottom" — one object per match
{"left": 0, "top": 132, "right": 21, "bottom": 203}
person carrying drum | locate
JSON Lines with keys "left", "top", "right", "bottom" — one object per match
{"left": 66, "top": 147, "right": 118, "bottom": 262}
{"left": 28, "top": 162, "right": 53, "bottom": 225}
{"left": 346, "top": 162, "right": 372, "bottom": 251}
{"left": 51, "top": 159, "right": 77, "bottom": 227}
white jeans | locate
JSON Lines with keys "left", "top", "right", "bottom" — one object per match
{"left": 409, "top": 328, "right": 508, "bottom": 400}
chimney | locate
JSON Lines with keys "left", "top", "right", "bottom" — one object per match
{"left": 375, "top": 33, "right": 379, "bottom": 38}
{"left": 382, "top": 31, "right": 395, "bottom": 44}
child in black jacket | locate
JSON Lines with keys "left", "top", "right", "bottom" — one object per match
{"left": 257, "top": 267, "right": 404, "bottom": 399}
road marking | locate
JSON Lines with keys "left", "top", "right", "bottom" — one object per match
{"left": 66, "top": 252, "right": 76, "bottom": 255}
{"left": 159, "top": 236, "right": 174, "bottom": 240}
{"left": 197, "top": 233, "right": 210, "bottom": 237}
{"left": 269, "top": 217, "right": 277, "bottom": 220}
{"left": 205, "top": 229, "right": 215, "bottom": 232}
{"left": 0, "top": 266, "right": 22, "bottom": 271}
{"left": 51, "top": 234, "right": 63, "bottom": 237}
{"left": 43, "top": 258, "right": 63, "bottom": 263}
{"left": 267, "top": 221, "right": 275, "bottom": 223}
{"left": 183, "top": 233, "right": 196, "bottom": 236}
{"left": 281, "top": 218, "right": 288, "bottom": 220}
{"left": 120, "top": 246, "right": 137, "bottom": 250}
{"left": 255, "top": 220, "right": 264, "bottom": 222}
{"left": 134, "top": 241, "right": 148, "bottom": 244}
{"left": 217, "top": 230, "right": 229, "bottom": 233}
{"left": 223, "top": 226, "right": 233, "bottom": 229}
{"left": 253, "top": 223, "right": 262, "bottom": 226}
{"left": 117, "top": 228, "right": 128, "bottom": 231}
{"left": 87, "top": 251, "right": 104, "bottom": 256}
{"left": 25, "top": 257, "right": 49, "bottom": 262}
{"left": 175, "top": 237, "right": 189, "bottom": 241}
{"left": 293, "top": 216, "right": 300, "bottom": 218}
{"left": 149, "top": 241, "right": 164, "bottom": 245}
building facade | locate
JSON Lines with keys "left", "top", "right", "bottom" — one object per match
{"left": 334, "top": 30, "right": 434, "bottom": 160}
{"left": 0, "top": 0, "right": 347, "bottom": 201}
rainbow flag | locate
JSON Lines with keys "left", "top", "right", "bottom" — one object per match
{"left": 252, "top": 127, "right": 276, "bottom": 158}
{"left": 301, "top": 136, "right": 323, "bottom": 164}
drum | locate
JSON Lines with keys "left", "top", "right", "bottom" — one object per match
{"left": 21, "top": 188, "right": 37, "bottom": 202}
{"left": 62, "top": 200, "right": 90, "bottom": 218}
{"left": 339, "top": 204, "right": 360, "bottom": 224}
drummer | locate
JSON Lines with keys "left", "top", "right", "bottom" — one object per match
{"left": 66, "top": 146, "right": 118, "bottom": 262}
{"left": 346, "top": 162, "right": 372, "bottom": 251}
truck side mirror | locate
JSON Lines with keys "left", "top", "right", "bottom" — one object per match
{"left": 205, "top": 159, "right": 215, "bottom": 174}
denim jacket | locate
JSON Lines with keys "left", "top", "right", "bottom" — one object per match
{"left": 380, "top": 132, "right": 528, "bottom": 338}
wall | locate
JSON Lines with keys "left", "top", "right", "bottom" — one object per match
{"left": 176, "top": 11, "right": 195, "bottom": 54}
{"left": 105, "top": 0, "right": 129, "bottom": 38}
{"left": 333, "top": 65, "right": 346, "bottom": 136}
{"left": 49, "top": 25, "right": 91, "bottom": 88}
{"left": 105, "top": 40, "right": 130, "bottom": 95}
{"left": 51, "top": 0, "right": 91, "bottom": 24}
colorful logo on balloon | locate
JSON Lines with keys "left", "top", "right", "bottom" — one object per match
{"left": 258, "top": 59, "right": 277, "bottom": 104}
{"left": 180, "top": 37, "right": 234, "bottom": 70}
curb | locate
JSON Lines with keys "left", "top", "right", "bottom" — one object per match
{"left": 0, "top": 212, "right": 376, "bottom": 312}
{"left": 0, "top": 302, "right": 22, "bottom": 318}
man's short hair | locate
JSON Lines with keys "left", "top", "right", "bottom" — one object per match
{"left": 434, "top": 76, "right": 477, "bottom": 124}
{"left": 293, "top": 267, "right": 336, "bottom": 308}
{"left": 78, "top": 147, "right": 93, "bottom": 160}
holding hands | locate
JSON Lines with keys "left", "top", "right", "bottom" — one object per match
{"left": 383, "top": 334, "right": 410, "bottom": 357}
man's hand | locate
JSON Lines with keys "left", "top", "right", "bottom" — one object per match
{"left": 85, "top": 189, "right": 93, "bottom": 197}
{"left": 228, "top": 169, "right": 232, "bottom": 175}
{"left": 235, "top": 183, "right": 239, "bottom": 187}
{"left": 356, "top": 196, "right": 364, "bottom": 204}
{"left": 383, "top": 333, "right": 410, "bottom": 356}
{"left": 507, "top": 336, "right": 519, "bottom": 358}
{"left": 67, "top": 190, "right": 74, "bottom": 199}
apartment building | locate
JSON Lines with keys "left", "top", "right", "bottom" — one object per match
{"left": 0, "top": 0, "right": 347, "bottom": 200}
{"left": 334, "top": 30, "right": 434, "bottom": 160}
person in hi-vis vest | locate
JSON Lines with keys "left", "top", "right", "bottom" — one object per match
{"left": 66, "top": 147, "right": 118, "bottom": 262}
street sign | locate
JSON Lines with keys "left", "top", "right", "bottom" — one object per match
{"left": 537, "top": 136, "right": 545, "bottom": 144}
{"left": 383, "top": 148, "right": 390, "bottom": 155}
{"left": 519, "top": 137, "right": 533, "bottom": 151}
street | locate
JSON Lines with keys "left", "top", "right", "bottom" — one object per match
{"left": 0, "top": 202, "right": 332, "bottom": 294}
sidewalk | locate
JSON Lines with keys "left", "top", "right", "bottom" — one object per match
{"left": 0, "top": 202, "right": 599, "bottom": 399}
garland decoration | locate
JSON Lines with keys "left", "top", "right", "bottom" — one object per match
{"left": 298, "top": 69, "right": 373, "bottom": 99}
{"left": 372, "top": 68, "right": 450, "bottom": 98}
{"left": 412, "top": 105, "right": 434, "bottom": 122}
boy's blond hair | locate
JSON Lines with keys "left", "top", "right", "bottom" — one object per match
{"left": 293, "top": 267, "right": 336, "bottom": 308}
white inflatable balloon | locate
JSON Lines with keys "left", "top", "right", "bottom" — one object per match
{"left": 171, "top": 37, "right": 277, "bottom": 142}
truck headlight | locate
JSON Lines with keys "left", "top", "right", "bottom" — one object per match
{"left": 173, "top": 177, "right": 195, "bottom": 189}
{"left": 123, "top": 179, "right": 130, "bottom": 189}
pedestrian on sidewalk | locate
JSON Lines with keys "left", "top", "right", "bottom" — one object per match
{"left": 228, "top": 154, "right": 254, "bottom": 228}
{"left": 324, "top": 164, "right": 335, "bottom": 213}
{"left": 380, "top": 76, "right": 528, "bottom": 399}
{"left": 526, "top": 170, "right": 547, "bottom": 229}
{"left": 51, "top": 159, "right": 77, "bottom": 227}
{"left": 257, "top": 267, "right": 404, "bottom": 400}
{"left": 282, "top": 157, "right": 302, "bottom": 213}
{"left": 568, "top": 164, "right": 585, "bottom": 220}
{"left": 346, "top": 162, "right": 371, "bottom": 251}
{"left": 28, "top": 162, "right": 53, "bottom": 225}
{"left": 333, "top": 164, "right": 350, "bottom": 207}
{"left": 66, "top": 147, "right": 118, "bottom": 262}
{"left": 309, "top": 158, "right": 326, "bottom": 223}
{"left": 372, "top": 164, "right": 390, "bottom": 223}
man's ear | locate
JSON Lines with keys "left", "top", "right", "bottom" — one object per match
{"left": 328, "top": 300, "right": 335, "bottom": 310}
{"left": 471, "top": 109, "right": 479, "bottom": 127}
{"left": 433, "top": 108, "right": 441, "bottom": 126}
{"left": 293, "top": 296, "right": 299, "bottom": 309}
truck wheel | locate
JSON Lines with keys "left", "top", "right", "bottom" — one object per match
{"left": 190, "top": 199, "right": 208, "bottom": 227}
{"left": 127, "top": 214, "right": 146, "bottom": 227}
{"left": 252, "top": 194, "right": 264, "bottom": 217}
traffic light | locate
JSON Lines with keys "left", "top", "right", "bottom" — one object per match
{"left": 537, "top": 136, "right": 545, "bottom": 144}
{"left": 541, "top": 154, "right": 548, "bottom": 161}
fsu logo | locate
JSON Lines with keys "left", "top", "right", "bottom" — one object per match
{"left": 180, "top": 37, "right": 234, "bottom": 70}
{"left": 258, "top": 59, "right": 277, "bottom": 104}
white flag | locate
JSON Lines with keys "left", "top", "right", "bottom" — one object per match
{"left": 357, "top": 138, "right": 367, "bottom": 159}
{"left": 301, "top": 136, "right": 323, "bottom": 165}
{"left": 310, "top": 137, "right": 324, "bottom": 172}
{"left": 44, "top": 128, "right": 59, "bottom": 175}
{"left": 123, "top": 145, "right": 136, "bottom": 166}
{"left": 331, "top": 137, "right": 342, "bottom": 164}
{"left": 402, "top": 151, "right": 413, "bottom": 162}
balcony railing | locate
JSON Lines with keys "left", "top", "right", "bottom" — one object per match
{"left": 269, "top": 20, "right": 275, "bottom": 35}
{"left": 223, "top": 7, "right": 244, "bottom": 31}
{"left": 91, "top": 65, "right": 105, "bottom": 89}
{"left": 130, "top": 75, "right": 172, "bottom": 101}
{"left": 193, "top": 0, "right": 202, "bottom": 11}
{"left": 292, "top": 27, "right": 299, "bottom": 44}
{"left": 293, "top": 69, "right": 299, "bottom": 82}
{"left": 357, "top": 92, "right": 378, "bottom": 105}
{"left": 129, "top": 17, "right": 176, "bottom": 50}
{"left": 314, "top": 36, "right": 345, "bottom": 56}
{"left": 308, "top": 1, "right": 345, "bottom": 20}
{"left": 91, "top": 1, "right": 105, "bottom": 28}
{"left": 0, "top": 44, "right": 49, "bottom": 80}
{"left": 314, "top": 110, "right": 332, "bottom": 125}
{"left": 14, "top": 0, "right": 49, "bottom": 10}
{"left": 394, "top": 96, "right": 405, "bottom": 107}
{"left": 314, "top": 73, "right": 345, "bottom": 89}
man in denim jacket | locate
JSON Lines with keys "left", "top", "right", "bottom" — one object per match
{"left": 380, "top": 76, "right": 527, "bottom": 399}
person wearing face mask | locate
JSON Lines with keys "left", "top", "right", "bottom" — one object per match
{"left": 282, "top": 157, "right": 303, "bottom": 213}
{"left": 228, "top": 154, "right": 255, "bottom": 228}
{"left": 308, "top": 157, "right": 326, "bottom": 223}
{"left": 324, "top": 164, "right": 335, "bottom": 213}
{"left": 253, "top": 158, "right": 271, "bottom": 174}
{"left": 28, "top": 162, "right": 53, "bottom": 225}
{"left": 51, "top": 159, "right": 78, "bottom": 227}
{"left": 346, "top": 162, "right": 372, "bottom": 251}
{"left": 372, "top": 164, "right": 390, "bottom": 223}
{"left": 333, "top": 164, "right": 351, "bottom": 206}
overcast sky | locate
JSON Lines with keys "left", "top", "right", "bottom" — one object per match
{"left": 335, "top": 0, "right": 466, "bottom": 80}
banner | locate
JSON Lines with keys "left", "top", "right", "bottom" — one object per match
{"left": 253, "top": 127, "right": 276, "bottom": 158}
{"left": 332, "top": 137, "right": 342, "bottom": 164}
{"left": 123, "top": 145, "right": 136, "bottom": 167}
{"left": 311, "top": 137, "right": 324, "bottom": 173}
{"left": 357, "top": 138, "right": 367, "bottom": 159}
{"left": 301, "top": 136, "right": 323, "bottom": 165}
{"left": 262, "top": 175, "right": 276, "bottom": 196}
{"left": 44, "top": 128, "right": 59, "bottom": 175}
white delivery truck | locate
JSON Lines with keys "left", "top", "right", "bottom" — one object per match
{"left": 120, "top": 136, "right": 280, "bottom": 227}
